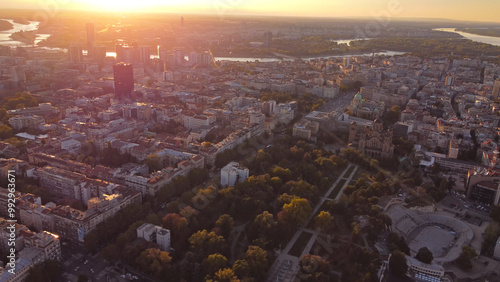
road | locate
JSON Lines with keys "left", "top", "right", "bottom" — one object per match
{"left": 318, "top": 91, "right": 357, "bottom": 113}
{"left": 60, "top": 250, "right": 113, "bottom": 282}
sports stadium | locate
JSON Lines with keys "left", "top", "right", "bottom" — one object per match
{"left": 386, "top": 204, "right": 474, "bottom": 264}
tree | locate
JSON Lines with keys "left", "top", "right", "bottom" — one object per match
{"left": 456, "top": 246, "right": 477, "bottom": 270}
{"left": 189, "top": 230, "right": 226, "bottom": 257}
{"left": 490, "top": 204, "right": 500, "bottom": 222}
{"left": 245, "top": 246, "right": 268, "bottom": 280}
{"left": 389, "top": 251, "right": 408, "bottom": 279}
{"left": 286, "top": 180, "right": 318, "bottom": 202}
{"left": 253, "top": 211, "right": 277, "bottom": 235}
{"left": 281, "top": 198, "right": 312, "bottom": 225}
{"left": 0, "top": 124, "right": 14, "bottom": 139}
{"left": 271, "top": 166, "right": 292, "bottom": 182}
{"left": 299, "top": 254, "right": 329, "bottom": 279}
{"left": 300, "top": 254, "right": 329, "bottom": 273}
{"left": 26, "top": 260, "right": 61, "bottom": 282}
{"left": 212, "top": 268, "right": 240, "bottom": 282}
{"left": 215, "top": 214, "right": 234, "bottom": 238}
{"left": 3, "top": 92, "right": 37, "bottom": 110}
{"left": 145, "top": 154, "right": 162, "bottom": 172}
{"left": 180, "top": 206, "right": 198, "bottom": 223}
{"left": 415, "top": 247, "right": 433, "bottom": 264}
{"left": 278, "top": 193, "right": 296, "bottom": 207}
{"left": 232, "top": 259, "right": 250, "bottom": 278}
{"left": 0, "top": 108, "right": 9, "bottom": 123}
{"left": 388, "top": 232, "right": 410, "bottom": 255}
{"left": 101, "top": 244, "right": 120, "bottom": 261}
{"left": 135, "top": 248, "right": 172, "bottom": 277}
{"left": 384, "top": 105, "right": 401, "bottom": 125}
{"left": 187, "top": 168, "right": 209, "bottom": 186}
{"left": 375, "top": 171, "right": 386, "bottom": 182}
{"left": 314, "top": 211, "right": 334, "bottom": 232}
{"left": 203, "top": 142, "right": 214, "bottom": 149}
{"left": 163, "top": 213, "right": 188, "bottom": 234}
{"left": 351, "top": 222, "right": 361, "bottom": 236}
{"left": 77, "top": 274, "right": 89, "bottom": 282}
{"left": 203, "top": 253, "right": 229, "bottom": 277}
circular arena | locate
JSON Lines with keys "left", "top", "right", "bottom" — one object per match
{"left": 386, "top": 204, "right": 474, "bottom": 264}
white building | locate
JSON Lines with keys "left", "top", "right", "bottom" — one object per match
{"left": 183, "top": 114, "right": 215, "bottom": 130}
{"left": 8, "top": 115, "right": 45, "bottom": 131}
{"left": 137, "top": 223, "right": 157, "bottom": 242}
{"left": 136, "top": 223, "right": 171, "bottom": 251}
{"left": 156, "top": 228, "right": 171, "bottom": 252}
{"left": 220, "top": 162, "right": 249, "bottom": 187}
{"left": 406, "top": 255, "right": 445, "bottom": 278}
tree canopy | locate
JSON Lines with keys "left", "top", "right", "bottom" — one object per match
{"left": 280, "top": 197, "right": 313, "bottom": 225}
{"left": 415, "top": 247, "right": 433, "bottom": 264}
{"left": 389, "top": 251, "right": 408, "bottom": 279}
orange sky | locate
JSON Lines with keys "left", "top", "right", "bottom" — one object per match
{"left": 2, "top": 0, "right": 500, "bottom": 23}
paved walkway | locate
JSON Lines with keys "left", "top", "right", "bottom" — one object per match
{"left": 335, "top": 166, "right": 358, "bottom": 201}
{"left": 230, "top": 223, "right": 248, "bottom": 263}
{"left": 266, "top": 164, "right": 358, "bottom": 282}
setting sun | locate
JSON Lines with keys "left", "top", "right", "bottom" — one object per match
{"left": 75, "top": 0, "right": 188, "bottom": 12}
{"left": 2, "top": 0, "right": 500, "bottom": 22}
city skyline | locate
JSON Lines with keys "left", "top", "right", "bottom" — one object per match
{"left": 1, "top": 0, "right": 500, "bottom": 23}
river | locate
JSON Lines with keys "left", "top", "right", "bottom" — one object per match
{"left": 0, "top": 21, "right": 407, "bottom": 61}
{"left": 3, "top": 20, "right": 498, "bottom": 61}
{"left": 434, "top": 28, "right": 500, "bottom": 46}
{"left": 214, "top": 51, "right": 406, "bottom": 62}
{"left": 0, "top": 19, "right": 50, "bottom": 46}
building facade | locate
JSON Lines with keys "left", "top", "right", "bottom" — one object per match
{"left": 113, "top": 63, "right": 134, "bottom": 99}
{"left": 348, "top": 119, "right": 394, "bottom": 160}
{"left": 220, "top": 162, "right": 249, "bottom": 187}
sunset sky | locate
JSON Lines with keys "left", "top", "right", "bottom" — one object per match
{"left": 2, "top": 0, "right": 500, "bottom": 23}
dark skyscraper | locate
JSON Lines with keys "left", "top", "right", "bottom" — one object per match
{"left": 137, "top": 45, "right": 151, "bottom": 64}
{"left": 68, "top": 44, "right": 82, "bottom": 63}
{"left": 86, "top": 23, "right": 96, "bottom": 56}
{"left": 493, "top": 79, "right": 500, "bottom": 100}
{"left": 113, "top": 63, "right": 134, "bottom": 99}
{"left": 92, "top": 45, "right": 106, "bottom": 65}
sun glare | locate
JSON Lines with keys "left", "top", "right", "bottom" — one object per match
{"left": 79, "top": 0, "right": 186, "bottom": 12}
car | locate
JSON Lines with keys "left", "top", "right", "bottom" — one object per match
{"left": 74, "top": 266, "right": 79, "bottom": 272}
{"left": 84, "top": 260, "right": 89, "bottom": 265}
{"left": 91, "top": 269, "right": 94, "bottom": 274}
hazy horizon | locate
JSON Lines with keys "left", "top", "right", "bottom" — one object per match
{"left": 1, "top": 0, "right": 500, "bottom": 24}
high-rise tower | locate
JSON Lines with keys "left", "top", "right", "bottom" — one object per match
{"left": 493, "top": 79, "right": 500, "bottom": 100}
{"left": 113, "top": 63, "right": 134, "bottom": 99}
{"left": 86, "top": 23, "right": 96, "bottom": 57}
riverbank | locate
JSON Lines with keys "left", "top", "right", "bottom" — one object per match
{"left": 455, "top": 28, "right": 500, "bottom": 39}
{"left": 212, "top": 49, "right": 402, "bottom": 60}
{"left": 0, "top": 19, "right": 14, "bottom": 32}
{"left": 10, "top": 30, "right": 37, "bottom": 45}
{"left": 12, "top": 18, "right": 30, "bottom": 25}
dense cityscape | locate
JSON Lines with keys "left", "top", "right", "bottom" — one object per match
{"left": 1, "top": 6, "right": 500, "bottom": 282}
